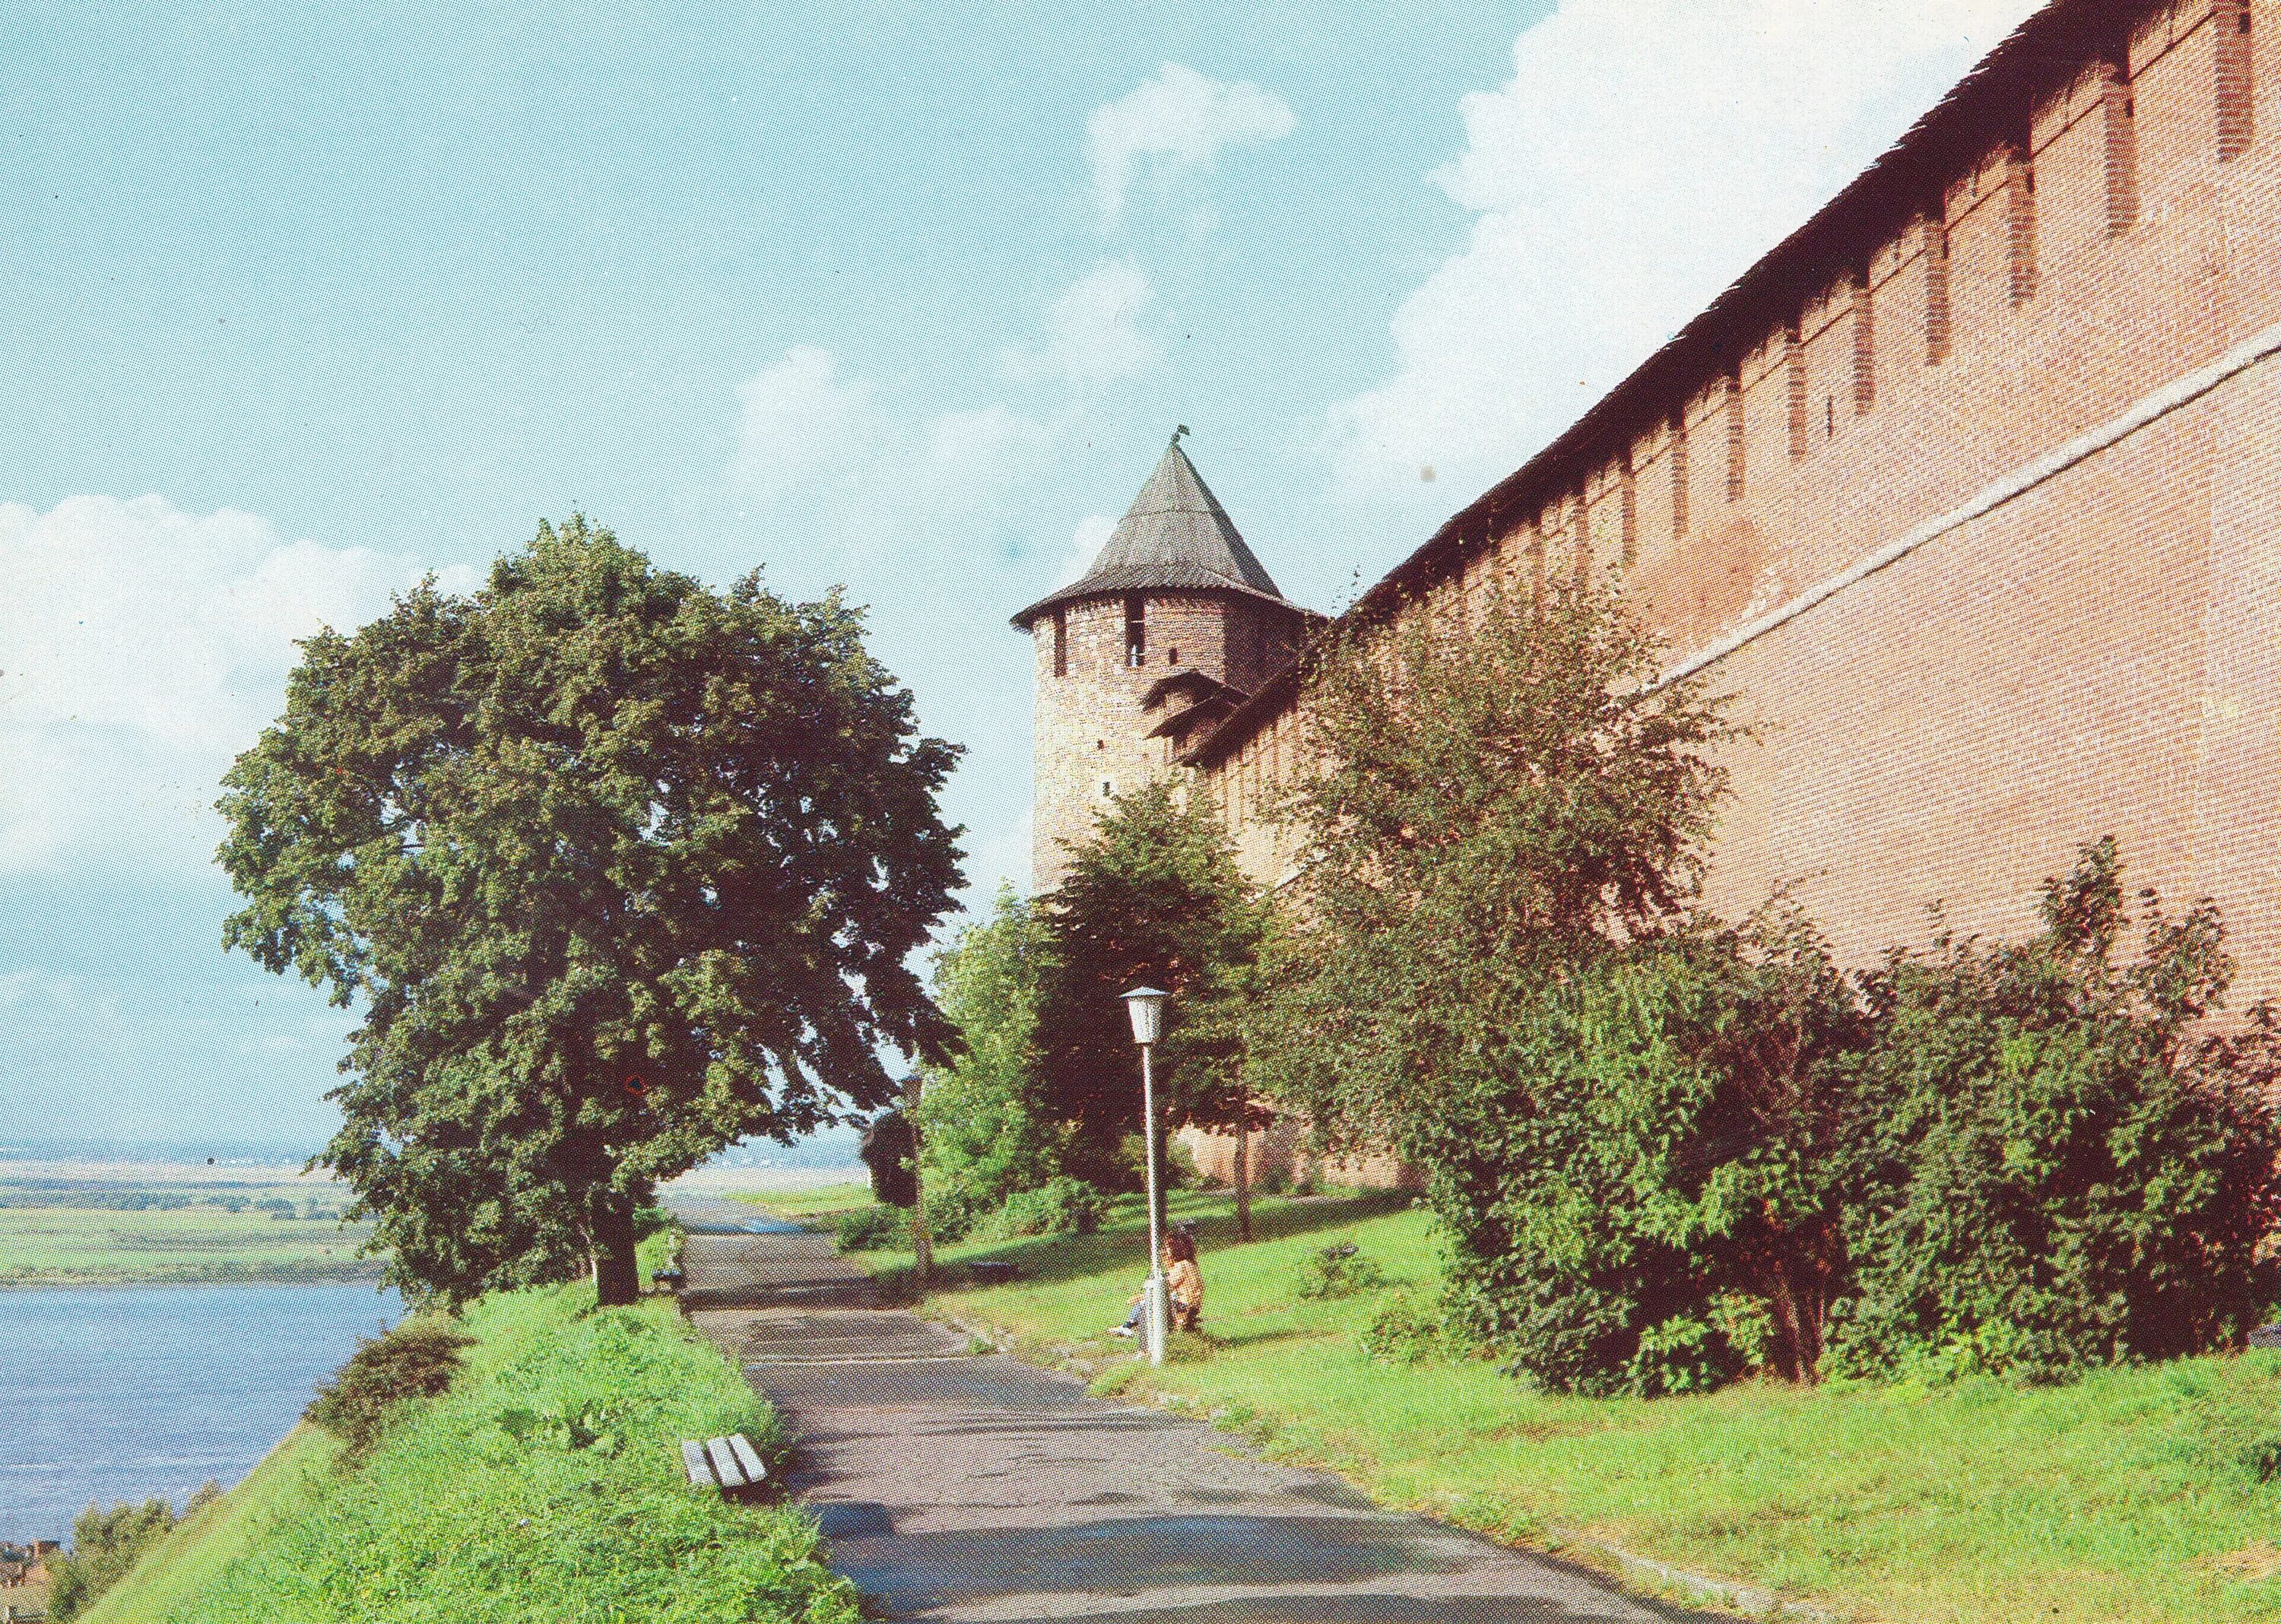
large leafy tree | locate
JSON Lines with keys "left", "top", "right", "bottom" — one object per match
{"left": 1246, "top": 579, "right": 1746, "bottom": 1373}
{"left": 1249, "top": 579, "right": 1741, "bottom": 1153}
{"left": 1033, "top": 779, "right": 1271, "bottom": 1227}
{"left": 218, "top": 519, "right": 962, "bottom": 1305}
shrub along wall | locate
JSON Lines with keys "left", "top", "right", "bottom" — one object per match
{"left": 1421, "top": 841, "right": 2281, "bottom": 1396}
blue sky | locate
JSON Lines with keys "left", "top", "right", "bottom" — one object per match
{"left": 1, "top": 1, "right": 2040, "bottom": 1152}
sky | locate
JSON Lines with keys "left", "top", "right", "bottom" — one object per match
{"left": 1, "top": 0, "right": 2043, "bottom": 1153}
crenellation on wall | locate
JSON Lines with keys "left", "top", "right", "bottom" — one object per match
{"left": 2035, "top": 61, "right": 2126, "bottom": 278}
{"left": 1156, "top": 0, "right": 2281, "bottom": 1005}
{"left": 2133, "top": 4, "right": 2225, "bottom": 208}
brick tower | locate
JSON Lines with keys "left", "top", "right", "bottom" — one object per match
{"left": 1013, "top": 431, "right": 1319, "bottom": 893}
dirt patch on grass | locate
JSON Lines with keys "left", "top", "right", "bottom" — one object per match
{"left": 2201, "top": 1541, "right": 2281, "bottom": 1580}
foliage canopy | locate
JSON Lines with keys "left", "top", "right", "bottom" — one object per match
{"left": 1034, "top": 779, "right": 1271, "bottom": 1194}
{"left": 218, "top": 519, "right": 962, "bottom": 1304}
{"left": 1248, "top": 579, "right": 1740, "bottom": 1171}
{"left": 912, "top": 884, "right": 1071, "bottom": 1239}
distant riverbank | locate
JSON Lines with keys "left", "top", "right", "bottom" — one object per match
{"left": 0, "top": 1161, "right": 381, "bottom": 1289}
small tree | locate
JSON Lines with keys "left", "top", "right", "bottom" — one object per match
{"left": 48, "top": 1499, "right": 176, "bottom": 1622}
{"left": 1034, "top": 781, "right": 1271, "bottom": 1234}
{"left": 219, "top": 519, "right": 963, "bottom": 1305}
{"left": 912, "top": 885, "right": 1068, "bottom": 1240}
{"left": 1248, "top": 579, "right": 1740, "bottom": 1168}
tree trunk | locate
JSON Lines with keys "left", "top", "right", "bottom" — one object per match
{"left": 907, "top": 1075, "right": 931, "bottom": 1287}
{"left": 589, "top": 1194, "right": 641, "bottom": 1308}
{"left": 1233, "top": 1112, "right": 1253, "bottom": 1243}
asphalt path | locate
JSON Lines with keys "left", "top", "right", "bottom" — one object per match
{"left": 669, "top": 1192, "right": 1720, "bottom": 1624}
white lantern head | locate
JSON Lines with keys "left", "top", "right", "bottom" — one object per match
{"left": 1121, "top": 985, "right": 1169, "bottom": 1046}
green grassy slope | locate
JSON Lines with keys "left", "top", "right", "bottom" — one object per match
{"left": 84, "top": 1279, "right": 852, "bottom": 1624}
{"left": 809, "top": 1186, "right": 2281, "bottom": 1624}
{"left": 81, "top": 1423, "right": 340, "bottom": 1624}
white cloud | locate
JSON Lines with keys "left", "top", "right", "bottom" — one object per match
{"left": 1005, "top": 261, "right": 1160, "bottom": 385}
{"left": 0, "top": 495, "right": 459, "bottom": 875}
{"left": 1055, "top": 514, "right": 1118, "bottom": 587}
{"left": 728, "top": 345, "right": 880, "bottom": 505}
{"left": 1087, "top": 63, "right": 1295, "bottom": 230}
{"left": 1330, "top": 0, "right": 2045, "bottom": 498}
{"left": 921, "top": 405, "right": 1052, "bottom": 509}
{"left": 0, "top": 969, "right": 120, "bottom": 1020}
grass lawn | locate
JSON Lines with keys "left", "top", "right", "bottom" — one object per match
{"left": 762, "top": 1185, "right": 2281, "bottom": 1624}
{"left": 80, "top": 1422, "right": 341, "bottom": 1624}
{"left": 84, "top": 1277, "right": 855, "bottom": 1624}
{"left": 726, "top": 1180, "right": 872, "bottom": 1223}
{"left": 0, "top": 1171, "right": 380, "bottom": 1286}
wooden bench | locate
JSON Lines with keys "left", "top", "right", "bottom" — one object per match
{"left": 680, "top": 1432, "right": 769, "bottom": 1499}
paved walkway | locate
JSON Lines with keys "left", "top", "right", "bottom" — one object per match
{"left": 671, "top": 1194, "right": 1718, "bottom": 1624}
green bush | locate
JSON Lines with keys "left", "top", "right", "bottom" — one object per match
{"left": 1327, "top": 838, "right": 2281, "bottom": 1398}
{"left": 1359, "top": 1293, "right": 1448, "bottom": 1366}
{"left": 48, "top": 1499, "right": 176, "bottom": 1622}
{"left": 1421, "top": 911, "right": 1862, "bottom": 1396}
{"left": 1296, "top": 1241, "right": 1387, "bottom": 1299}
{"left": 303, "top": 1318, "right": 477, "bottom": 1461}
{"left": 981, "top": 1176, "right": 1106, "bottom": 1239}
{"left": 1829, "top": 839, "right": 2281, "bottom": 1381}
{"left": 836, "top": 1203, "right": 909, "bottom": 1252}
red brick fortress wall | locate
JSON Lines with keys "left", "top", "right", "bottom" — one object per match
{"left": 1201, "top": 0, "right": 2281, "bottom": 1001}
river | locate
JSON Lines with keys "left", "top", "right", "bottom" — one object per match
{"left": 0, "top": 1283, "right": 402, "bottom": 1543}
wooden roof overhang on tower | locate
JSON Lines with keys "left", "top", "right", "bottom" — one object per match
{"left": 1143, "top": 668, "right": 1251, "bottom": 749}
{"left": 1185, "top": 0, "right": 2152, "bottom": 774}
{"left": 1011, "top": 433, "right": 1315, "bottom": 629}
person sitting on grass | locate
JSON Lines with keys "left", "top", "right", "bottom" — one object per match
{"left": 1111, "top": 1229, "right": 1202, "bottom": 1337}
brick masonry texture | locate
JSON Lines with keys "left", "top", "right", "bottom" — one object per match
{"left": 1175, "top": 0, "right": 2281, "bottom": 1007}
{"left": 1030, "top": 592, "right": 1308, "bottom": 893}
{"left": 1025, "top": 2, "right": 2281, "bottom": 1189}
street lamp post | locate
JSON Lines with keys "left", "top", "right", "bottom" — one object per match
{"left": 1122, "top": 985, "right": 1170, "bottom": 1365}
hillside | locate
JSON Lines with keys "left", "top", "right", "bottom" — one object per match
{"left": 81, "top": 1283, "right": 853, "bottom": 1624}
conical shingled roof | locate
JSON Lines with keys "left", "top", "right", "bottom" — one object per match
{"left": 1010, "top": 439, "right": 1299, "bottom": 628}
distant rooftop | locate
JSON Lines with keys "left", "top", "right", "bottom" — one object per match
{"left": 1011, "top": 434, "right": 1306, "bottom": 628}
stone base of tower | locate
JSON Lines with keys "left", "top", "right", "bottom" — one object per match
{"left": 1175, "top": 1121, "right": 1417, "bottom": 1194}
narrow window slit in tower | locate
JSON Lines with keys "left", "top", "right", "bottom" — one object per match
{"left": 1052, "top": 607, "right": 1068, "bottom": 677}
{"left": 1124, "top": 593, "right": 1145, "bottom": 668}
